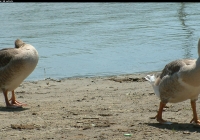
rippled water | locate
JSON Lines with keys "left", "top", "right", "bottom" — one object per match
{"left": 1, "top": 3, "right": 200, "bottom": 81}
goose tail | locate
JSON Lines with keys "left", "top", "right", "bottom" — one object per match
{"left": 145, "top": 74, "right": 160, "bottom": 98}
{"left": 145, "top": 74, "right": 156, "bottom": 84}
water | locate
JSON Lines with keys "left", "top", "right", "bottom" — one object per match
{"left": 1, "top": 2, "right": 200, "bottom": 81}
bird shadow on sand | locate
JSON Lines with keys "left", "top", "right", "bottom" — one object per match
{"left": 146, "top": 122, "right": 200, "bottom": 133}
{"left": 0, "top": 106, "right": 29, "bottom": 112}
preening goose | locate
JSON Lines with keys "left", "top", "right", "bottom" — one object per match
{"left": 145, "top": 38, "right": 200, "bottom": 125}
{"left": 0, "top": 39, "right": 39, "bottom": 108}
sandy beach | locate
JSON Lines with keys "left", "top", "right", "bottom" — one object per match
{"left": 1, "top": 72, "right": 200, "bottom": 139}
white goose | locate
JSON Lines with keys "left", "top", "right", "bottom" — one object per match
{"left": 145, "top": 38, "right": 200, "bottom": 125}
{"left": 0, "top": 39, "right": 39, "bottom": 108}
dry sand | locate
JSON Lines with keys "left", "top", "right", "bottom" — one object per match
{"left": 1, "top": 72, "right": 200, "bottom": 140}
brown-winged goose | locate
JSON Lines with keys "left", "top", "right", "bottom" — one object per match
{"left": 145, "top": 38, "right": 200, "bottom": 125}
{"left": 0, "top": 39, "right": 39, "bottom": 108}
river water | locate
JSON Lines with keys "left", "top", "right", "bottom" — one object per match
{"left": 0, "top": 2, "right": 200, "bottom": 81}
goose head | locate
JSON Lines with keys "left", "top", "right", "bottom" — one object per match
{"left": 15, "top": 39, "right": 25, "bottom": 48}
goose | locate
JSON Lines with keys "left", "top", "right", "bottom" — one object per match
{"left": 0, "top": 39, "right": 39, "bottom": 108}
{"left": 145, "top": 38, "right": 200, "bottom": 125}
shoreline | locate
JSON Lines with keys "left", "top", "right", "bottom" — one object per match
{"left": 27, "top": 70, "right": 161, "bottom": 82}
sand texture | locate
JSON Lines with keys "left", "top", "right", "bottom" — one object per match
{"left": 1, "top": 72, "right": 200, "bottom": 139}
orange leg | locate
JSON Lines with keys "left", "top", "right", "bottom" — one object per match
{"left": 3, "top": 90, "right": 11, "bottom": 107}
{"left": 153, "top": 102, "right": 173, "bottom": 124}
{"left": 190, "top": 100, "right": 200, "bottom": 125}
{"left": 3, "top": 90, "right": 22, "bottom": 108}
{"left": 9, "top": 90, "right": 27, "bottom": 106}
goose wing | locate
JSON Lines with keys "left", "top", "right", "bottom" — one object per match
{"left": 0, "top": 48, "right": 20, "bottom": 68}
{"left": 160, "top": 59, "right": 195, "bottom": 79}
